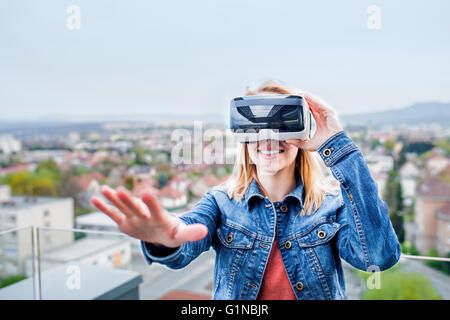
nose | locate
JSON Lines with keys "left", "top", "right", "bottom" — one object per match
{"left": 258, "top": 139, "right": 278, "bottom": 151}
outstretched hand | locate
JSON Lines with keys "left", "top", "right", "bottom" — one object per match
{"left": 286, "top": 91, "right": 343, "bottom": 151}
{"left": 91, "top": 186, "right": 208, "bottom": 248}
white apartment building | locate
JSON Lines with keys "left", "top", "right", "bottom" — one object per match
{"left": 76, "top": 211, "right": 119, "bottom": 233}
{"left": 24, "top": 236, "right": 132, "bottom": 277}
{"left": 0, "top": 185, "right": 11, "bottom": 202}
{"left": 0, "top": 135, "right": 22, "bottom": 156}
{"left": 364, "top": 154, "right": 394, "bottom": 174}
{"left": 0, "top": 185, "right": 74, "bottom": 277}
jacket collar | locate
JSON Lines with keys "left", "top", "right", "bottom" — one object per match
{"left": 244, "top": 177, "right": 304, "bottom": 209}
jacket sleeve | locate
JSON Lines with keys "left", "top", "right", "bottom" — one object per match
{"left": 317, "top": 130, "right": 401, "bottom": 271}
{"left": 140, "top": 189, "right": 221, "bottom": 269}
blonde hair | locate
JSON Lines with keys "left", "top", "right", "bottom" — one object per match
{"left": 225, "top": 80, "right": 339, "bottom": 215}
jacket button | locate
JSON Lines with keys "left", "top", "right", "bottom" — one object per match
{"left": 284, "top": 241, "right": 292, "bottom": 249}
{"left": 226, "top": 232, "right": 233, "bottom": 243}
{"left": 295, "top": 282, "right": 304, "bottom": 291}
{"left": 280, "top": 205, "right": 288, "bottom": 213}
{"left": 317, "top": 229, "right": 326, "bottom": 239}
{"left": 322, "top": 148, "right": 333, "bottom": 157}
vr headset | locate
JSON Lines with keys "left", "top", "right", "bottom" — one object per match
{"left": 230, "top": 94, "right": 313, "bottom": 143}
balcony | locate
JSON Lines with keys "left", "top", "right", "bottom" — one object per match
{"left": 0, "top": 226, "right": 449, "bottom": 300}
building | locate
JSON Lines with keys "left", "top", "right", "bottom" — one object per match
{"left": 190, "top": 174, "right": 220, "bottom": 197}
{"left": 436, "top": 203, "right": 450, "bottom": 256}
{"left": 0, "top": 185, "right": 11, "bottom": 202}
{"left": 364, "top": 154, "right": 394, "bottom": 174}
{"left": 413, "top": 177, "right": 450, "bottom": 255}
{"left": 128, "top": 165, "right": 156, "bottom": 181}
{"left": 76, "top": 211, "right": 119, "bottom": 233}
{"left": 0, "top": 135, "right": 22, "bottom": 156}
{"left": 75, "top": 172, "right": 105, "bottom": 209}
{"left": 0, "top": 185, "right": 74, "bottom": 277}
{"left": 399, "top": 160, "right": 421, "bottom": 206}
{"left": 24, "top": 236, "right": 132, "bottom": 277}
{"left": 131, "top": 178, "right": 160, "bottom": 198}
{"left": 0, "top": 163, "right": 36, "bottom": 178}
{"left": 370, "top": 171, "right": 388, "bottom": 197}
{"left": 159, "top": 185, "right": 187, "bottom": 209}
{"left": 75, "top": 211, "right": 142, "bottom": 254}
{"left": 424, "top": 150, "right": 449, "bottom": 177}
{"left": 167, "top": 176, "right": 191, "bottom": 192}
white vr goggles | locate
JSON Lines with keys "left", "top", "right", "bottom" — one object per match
{"left": 230, "top": 94, "right": 313, "bottom": 143}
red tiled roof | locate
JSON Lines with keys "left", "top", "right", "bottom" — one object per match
{"left": 201, "top": 174, "right": 220, "bottom": 187}
{"left": 132, "top": 182, "right": 160, "bottom": 198}
{"left": 159, "top": 185, "right": 183, "bottom": 199}
{"left": 168, "top": 176, "right": 185, "bottom": 182}
{"left": 75, "top": 172, "right": 105, "bottom": 190}
{"left": 416, "top": 177, "right": 450, "bottom": 199}
{"left": 137, "top": 177, "right": 158, "bottom": 187}
{"left": 1, "top": 163, "right": 32, "bottom": 174}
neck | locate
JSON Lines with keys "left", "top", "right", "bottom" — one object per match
{"left": 256, "top": 163, "right": 297, "bottom": 202}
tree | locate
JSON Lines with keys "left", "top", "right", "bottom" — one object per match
{"left": 35, "top": 158, "right": 61, "bottom": 183}
{"left": 383, "top": 139, "right": 396, "bottom": 153}
{"left": 383, "top": 168, "right": 405, "bottom": 242}
{"left": 425, "top": 249, "right": 450, "bottom": 275}
{"left": 125, "top": 176, "right": 134, "bottom": 191}
{"left": 131, "top": 146, "right": 147, "bottom": 165}
{"left": 434, "top": 137, "right": 450, "bottom": 156}
{"left": 370, "top": 139, "right": 381, "bottom": 150}
{"left": 1, "top": 167, "right": 58, "bottom": 197}
{"left": 3, "top": 171, "right": 35, "bottom": 195}
{"left": 157, "top": 172, "right": 169, "bottom": 188}
{"left": 31, "top": 177, "right": 56, "bottom": 197}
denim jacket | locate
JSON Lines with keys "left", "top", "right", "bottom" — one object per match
{"left": 140, "top": 131, "right": 401, "bottom": 300}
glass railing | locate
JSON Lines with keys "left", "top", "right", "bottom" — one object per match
{"left": 0, "top": 226, "right": 36, "bottom": 299}
{"left": 0, "top": 225, "right": 449, "bottom": 300}
{"left": 35, "top": 227, "right": 214, "bottom": 300}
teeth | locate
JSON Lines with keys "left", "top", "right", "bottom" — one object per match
{"left": 259, "top": 150, "right": 281, "bottom": 155}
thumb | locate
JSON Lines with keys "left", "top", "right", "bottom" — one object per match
{"left": 173, "top": 223, "right": 208, "bottom": 243}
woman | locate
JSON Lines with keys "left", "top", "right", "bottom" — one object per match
{"left": 91, "top": 81, "right": 401, "bottom": 300}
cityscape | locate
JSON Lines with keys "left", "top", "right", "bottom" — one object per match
{"left": 0, "top": 107, "right": 449, "bottom": 300}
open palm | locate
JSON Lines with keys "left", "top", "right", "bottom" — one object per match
{"left": 91, "top": 186, "right": 208, "bottom": 248}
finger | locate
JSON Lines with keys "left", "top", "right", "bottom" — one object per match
{"left": 173, "top": 223, "right": 208, "bottom": 243}
{"left": 310, "top": 108, "right": 324, "bottom": 126}
{"left": 101, "top": 185, "right": 134, "bottom": 217}
{"left": 141, "top": 193, "right": 165, "bottom": 222}
{"left": 285, "top": 139, "right": 306, "bottom": 148}
{"left": 117, "top": 189, "right": 149, "bottom": 218}
{"left": 304, "top": 93, "right": 330, "bottom": 113}
{"left": 91, "top": 196, "right": 124, "bottom": 225}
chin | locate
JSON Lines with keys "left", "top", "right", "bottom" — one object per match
{"left": 256, "top": 163, "right": 287, "bottom": 176}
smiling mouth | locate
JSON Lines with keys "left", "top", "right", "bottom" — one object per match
{"left": 257, "top": 149, "right": 285, "bottom": 155}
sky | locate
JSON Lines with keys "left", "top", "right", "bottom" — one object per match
{"left": 1, "top": 0, "right": 449, "bottom": 121}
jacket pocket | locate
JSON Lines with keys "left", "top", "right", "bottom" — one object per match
{"left": 297, "top": 221, "right": 341, "bottom": 275}
{"left": 217, "top": 222, "right": 256, "bottom": 275}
